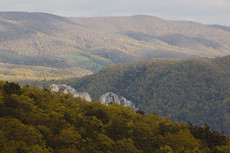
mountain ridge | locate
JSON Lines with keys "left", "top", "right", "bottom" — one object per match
{"left": 60, "top": 55, "right": 230, "bottom": 135}
{"left": 1, "top": 12, "right": 230, "bottom": 80}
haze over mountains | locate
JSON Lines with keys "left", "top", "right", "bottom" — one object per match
{"left": 1, "top": 12, "right": 230, "bottom": 80}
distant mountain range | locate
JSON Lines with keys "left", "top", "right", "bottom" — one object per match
{"left": 1, "top": 12, "right": 230, "bottom": 80}
{"left": 58, "top": 55, "right": 230, "bottom": 135}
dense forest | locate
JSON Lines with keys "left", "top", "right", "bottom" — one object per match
{"left": 0, "top": 81, "right": 230, "bottom": 152}
{"left": 51, "top": 55, "right": 230, "bottom": 135}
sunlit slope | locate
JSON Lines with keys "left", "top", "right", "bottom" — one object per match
{"left": 0, "top": 62, "right": 92, "bottom": 81}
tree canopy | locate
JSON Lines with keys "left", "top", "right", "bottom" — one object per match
{"left": 0, "top": 81, "right": 230, "bottom": 152}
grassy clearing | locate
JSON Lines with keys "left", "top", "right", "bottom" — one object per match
{"left": 0, "top": 62, "right": 92, "bottom": 81}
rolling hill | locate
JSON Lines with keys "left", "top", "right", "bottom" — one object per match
{"left": 60, "top": 55, "right": 230, "bottom": 135}
{"left": 1, "top": 12, "right": 230, "bottom": 80}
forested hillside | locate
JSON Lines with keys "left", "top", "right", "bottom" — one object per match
{"left": 0, "top": 81, "right": 230, "bottom": 152}
{"left": 1, "top": 12, "right": 230, "bottom": 80}
{"left": 61, "top": 55, "right": 230, "bottom": 135}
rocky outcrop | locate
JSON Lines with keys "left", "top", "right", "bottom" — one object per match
{"left": 99, "top": 92, "right": 135, "bottom": 109}
{"left": 50, "top": 84, "right": 135, "bottom": 109}
{"left": 50, "top": 84, "right": 92, "bottom": 102}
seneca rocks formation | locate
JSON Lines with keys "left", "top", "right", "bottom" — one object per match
{"left": 99, "top": 92, "right": 135, "bottom": 109}
{"left": 50, "top": 84, "right": 92, "bottom": 102}
{"left": 50, "top": 84, "right": 135, "bottom": 109}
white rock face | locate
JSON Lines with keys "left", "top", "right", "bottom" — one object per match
{"left": 99, "top": 92, "right": 135, "bottom": 109}
{"left": 50, "top": 84, "right": 92, "bottom": 102}
{"left": 50, "top": 84, "right": 135, "bottom": 109}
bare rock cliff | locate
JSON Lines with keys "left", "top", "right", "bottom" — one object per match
{"left": 50, "top": 84, "right": 92, "bottom": 102}
{"left": 99, "top": 92, "right": 135, "bottom": 109}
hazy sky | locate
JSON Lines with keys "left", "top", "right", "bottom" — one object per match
{"left": 0, "top": 0, "right": 229, "bottom": 26}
